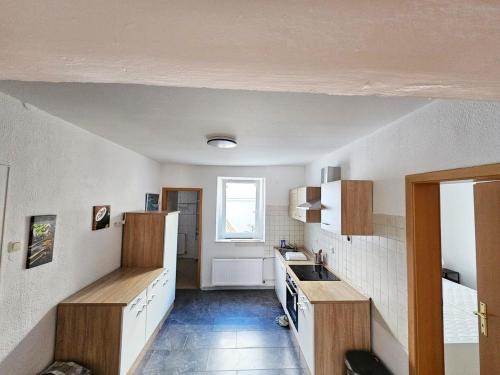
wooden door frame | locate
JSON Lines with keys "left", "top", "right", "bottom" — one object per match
{"left": 161, "top": 187, "right": 203, "bottom": 289}
{"left": 406, "top": 162, "right": 500, "bottom": 374}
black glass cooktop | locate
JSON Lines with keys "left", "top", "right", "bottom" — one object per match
{"left": 289, "top": 265, "right": 340, "bottom": 281}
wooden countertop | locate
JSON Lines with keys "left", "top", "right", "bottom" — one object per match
{"left": 275, "top": 249, "right": 369, "bottom": 304}
{"left": 60, "top": 267, "right": 164, "bottom": 306}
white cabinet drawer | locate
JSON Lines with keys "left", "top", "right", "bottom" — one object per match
{"left": 121, "top": 289, "right": 147, "bottom": 375}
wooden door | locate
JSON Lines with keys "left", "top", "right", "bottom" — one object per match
{"left": 474, "top": 181, "right": 500, "bottom": 374}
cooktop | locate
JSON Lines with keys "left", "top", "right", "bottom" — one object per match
{"left": 289, "top": 265, "right": 340, "bottom": 281}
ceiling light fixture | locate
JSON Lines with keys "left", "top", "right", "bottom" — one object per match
{"left": 206, "top": 135, "right": 237, "bottom": 149}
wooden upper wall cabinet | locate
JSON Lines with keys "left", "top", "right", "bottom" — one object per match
{"left": 289, "top": 186, "right": 321, "bottom": 223}
{"left": 122, "top": 211, "right": 179, "bottom": 268}
{"left": 321, "top": 180, "right": 373, "bottom": 235}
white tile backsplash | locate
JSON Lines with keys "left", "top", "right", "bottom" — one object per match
{"left": 305, "top": 213, "right": 409, "bottom": 350}
{"left": 265, "top": 205, "right": 304, "bottom": 256}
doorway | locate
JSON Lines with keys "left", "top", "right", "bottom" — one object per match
{"left": 440, "top": 181, "right": 479, "bottom": 374}
{"left": 162, "top": 187, "right": 202, "bottom": 289}
{"left": 406, "top": 163, "right": 500, "bottom": 374}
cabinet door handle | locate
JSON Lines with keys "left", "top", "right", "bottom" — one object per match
{"left": 131, "top": 297, "right": 142, "bottom": 309}
{"left": 322, "top": 222, "right": 330, "bottom": 226}
{"left": 137, "top": 304, "right": 147, "bottom": 317}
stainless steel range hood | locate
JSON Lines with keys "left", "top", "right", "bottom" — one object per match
{"left": 296, "top": 199, "right": 322, "bottom": 210}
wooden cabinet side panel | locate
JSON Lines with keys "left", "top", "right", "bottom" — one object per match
{"left": 341, "top": 181, "right": 373, "bottom": 235}
{"left": 314, "top": 302, "right": 371, "bottom": 375}
{"left": 306, "top": 187, "right": 321, "bottom": 202}
{"left": 122, "top": 214, "right": 145, "bottom": 267}
{"left": 143, "top": 215, "right": 165, "bottom": 267}
{"left": 306, "top": 210, "right": 321, "bottom": 223}
{"left": 55, "top": 305, "right": 122, "bottom": 375}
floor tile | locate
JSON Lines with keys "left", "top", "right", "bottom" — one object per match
{"left": 135, "top": 290, "right": 303, "bottom": 375}
{"left": 237, "top": 370, "right": 308, "bottom": 375}
{"left": 236, "top": 331, "right": 294, "bottom": 348}
{"left": 185, "top": 331, "right": 237, "bottom": 349}
{"left": 206, "top": 348, "right": 240, "bottom": 371}
{"left": 206, "top": 348, "right": 303, "bottom": 371}
{"left": 140, "top": 349, "right": 210, "bottom": 374}
{"left": 235, "top": 348, "right": 303, "bottom": 370}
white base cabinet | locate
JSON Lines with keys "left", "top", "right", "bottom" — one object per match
{"left": 298, "top": 289, "right": 315, "bottom": 374}
{"left": 56, "top": 268, "right": 176, "bottom": 375}
{"left": 274, "top": 255, "right": 287, "bottom": 308}
{"left": 120, "top": 290, "right": 147, "bottom": 375}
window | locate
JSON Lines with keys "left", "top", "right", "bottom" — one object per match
{"left": 216, "top": 177, "right": 265, "bottom": 242}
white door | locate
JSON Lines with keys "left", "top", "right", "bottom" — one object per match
{"left": 164, "top": 211, "right": 179, "bottom": 308}
{"left": 121, "top": 290, "right": 147, "bottom": 375}
{"left": 146, "top": 276, "right": 164, "bottom": 340}
{"left": 274, "top": 257, "right": 286, "bottom": 308}
{"left": 321, "top": 182, "right": 341, "bottom": 233}
{"left": 298, "top": 289, "right": 315, "bottom": 374}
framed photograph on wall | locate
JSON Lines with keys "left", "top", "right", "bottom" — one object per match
{"left": 26, "top": 215, "right": 56, "bottom": 269}
{"left": 92, "top": 205, "right": 111, "bottom": 230}
{"left": 145, "top": 193, "right": 160, "bottom": 211}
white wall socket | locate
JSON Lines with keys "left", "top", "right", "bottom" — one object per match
{"left": 8, "top": 241, "right": 22, "bottom": 253}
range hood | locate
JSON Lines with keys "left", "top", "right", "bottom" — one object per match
{"left": 296, "top": 199, "right": 322, "bottom": 210}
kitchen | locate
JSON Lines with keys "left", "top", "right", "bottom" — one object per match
{"left": 1, "top": 85, "right": 499, "bottom": 375}
{"left": 1, "top": 4, "right": 500, "bottom": 374}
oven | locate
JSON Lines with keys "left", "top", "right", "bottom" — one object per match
{"left": 285, "top": 272, "right": 299, "bottom": 329}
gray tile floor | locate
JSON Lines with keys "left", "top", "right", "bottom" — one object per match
{"left": 134, "top": 290, "right": 308, "bottom": 375}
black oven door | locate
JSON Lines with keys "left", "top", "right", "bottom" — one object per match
{"left": 285, "top": 276, "right": 298, "bottom": 329}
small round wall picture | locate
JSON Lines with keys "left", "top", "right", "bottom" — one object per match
{"left": 92, "top": 205, "right": 111, "bottom": 230}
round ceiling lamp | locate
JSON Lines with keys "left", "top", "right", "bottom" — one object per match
{"left": 206, "top": 135, "right": 237, "bottom": 149}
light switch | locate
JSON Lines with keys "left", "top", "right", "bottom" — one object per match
{"left": 8, "top": 241, "right": 21, "bottom": 253}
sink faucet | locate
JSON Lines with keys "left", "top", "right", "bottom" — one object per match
{"left": 315, "top": 249, "right": 323, "bottom": 264}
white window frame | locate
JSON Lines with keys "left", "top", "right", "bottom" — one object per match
{"left": 216, "top": 176, "right": 266, "bottom": 242}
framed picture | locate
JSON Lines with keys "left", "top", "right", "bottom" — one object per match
{"left": 26, "top": 215, "right": 56, "bottom": 269}
{"left": 92, "top": 205, "right": 111, "bottom": 230}
{"left": 145, "top": 193, "right": 160, "bottom": 211}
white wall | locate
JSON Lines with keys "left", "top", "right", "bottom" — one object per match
{"left": 0, "top": 92, "right": 160, "bottom": 375}
{"left": 440, "top": 182, "right": 477, "bottom": 289}
{"left": 160, "top": 164, "right": 305, "bottom": 288}
{"left": 305, "top": 99, "right": 500, "bottom": 375}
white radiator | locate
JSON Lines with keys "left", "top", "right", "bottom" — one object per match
{"left": 212, "top": 258, "right": 264, "bottom": 286}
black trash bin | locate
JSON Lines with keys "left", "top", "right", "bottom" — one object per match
{"left": 345, "top": 350, "right": 392, "bottom": 375}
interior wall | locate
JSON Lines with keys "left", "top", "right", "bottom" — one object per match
{"left": 440, "top": 182, "right": 477, "bottom": 289}
{"left": 160, "top": 164, "right": 305, "bottom": 288}
{"left": 0, "top": 165, "right": 8, "bottom": 259}
{"left": 0, "top": 91, "right": 160, "bottom": 375}
{"left": 305, "top": 99, "right": 500, "bottom": 375}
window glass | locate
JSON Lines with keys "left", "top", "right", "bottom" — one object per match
{"left": 216, "top": 177, "right": 265, "bottom": 241}
{"left": 225, "top": 182, "right": 257, "bottom": 233}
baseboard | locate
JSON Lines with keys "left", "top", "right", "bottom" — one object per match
{"left": 127, "top": 302, "right": 174, "bottom": 375}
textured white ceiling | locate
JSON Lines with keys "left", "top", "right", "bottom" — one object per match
{"left": 1, "top": 1, "right": 499, "bottom": 100}
{"left": 0, "top": 81, "right": 430, "bottom": 165}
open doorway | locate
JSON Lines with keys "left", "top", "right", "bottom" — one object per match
{"left": 440, "top": 181, "right": 479, "bottom": 374}
{"left": 406, "top": 163, "right": 500, "bottom": 375}
{"left": 162, "top": 188, "right": 202, "bottom": 289}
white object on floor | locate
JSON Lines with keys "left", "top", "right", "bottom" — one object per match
{"left": 285, "top": 252, "right": 307, "bottom": 261}
{"left": 212, "top": 258, "right": 263, "bottom": 286}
